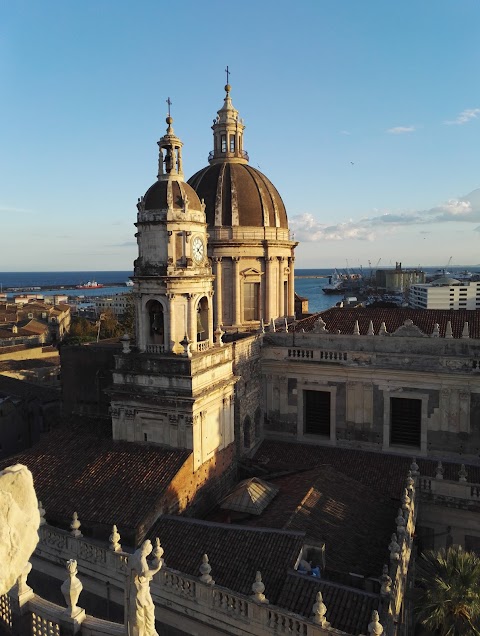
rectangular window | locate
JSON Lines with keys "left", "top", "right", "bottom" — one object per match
{"left": 230, "top": 135, "right": 235, "bottom": 152}
{"left": 304, "top": 390, "right": 330, "bottom": 436}
{"left": 221, "top": 135, "right": 227, "bottom": 152}
{"left": 244, "top": 283, "right": 259, "bottom": 321}
{"left": 391, "top": 397, "right": 421, "bottom": 447}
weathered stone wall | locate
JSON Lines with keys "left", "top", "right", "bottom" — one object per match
{"left": 232, "top": 335, "right": 263, "bottom": 455}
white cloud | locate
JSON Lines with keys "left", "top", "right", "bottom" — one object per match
{"left": 386, "top": 126, "right": 416, "bottom": 134}
{"left": 444, "top": 108, "right": 480, "bottom": 125}
{"left": 340, "top": 130, "right": 351, "bottom": 135}
{"left": 291, "top": 189, "right": 480, "bottom": 242}
{"left": 0, "top": 205, "right": 34, "bottom": 214}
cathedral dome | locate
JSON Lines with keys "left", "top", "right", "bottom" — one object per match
{"left": 188, "top": 162, "right": 287, "bottom": 228}
{"left": 143, "top": 179, "right": 202, "bottom": 211}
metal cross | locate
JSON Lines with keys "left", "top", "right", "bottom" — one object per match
{"left": 166, "top": 97, "right": 172, "bottom": 117}
{"left": 225, "top": 66, "right": 230, "bottom": 84}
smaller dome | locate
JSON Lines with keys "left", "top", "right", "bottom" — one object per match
{"left": 143, "top": 180, "right": 202, "bottom": 211}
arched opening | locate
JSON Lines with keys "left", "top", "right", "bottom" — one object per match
{"left": 196, "top": 297, "right": 209, "bottom": 342}
{"left": 243, "top": 415, "right": 252, "bottom": 449}
{"left": 254, "top": 407, "right": 262, "bottom": 440}
{"left": 146, "top": 300, "right": 164, "bottom": 345}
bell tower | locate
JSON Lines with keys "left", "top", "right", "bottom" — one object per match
{"left": 133, "top": 111, "right": 214, "bottom": 355}
{"left": 110, "top": 107, "right": 236, "bottom": 471}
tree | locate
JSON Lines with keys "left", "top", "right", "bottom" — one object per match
{"left": 415, "top": 545, "right": 480, "bottom": 635}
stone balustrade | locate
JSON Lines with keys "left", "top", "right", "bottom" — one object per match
{"left": 418, "top": 475, "right": 480, "bottom": 501}
{"left": 31, "top": 524, "right": 354, "bottom": 636}
{"left": 145, "top": 343, "right": 166, "bottom": 354}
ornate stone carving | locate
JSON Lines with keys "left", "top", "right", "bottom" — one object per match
{"left": 392, "top": 319, "right": 427, "bottom": 338}
{"left": 459, "top": 464, "right": 468, "bottom": 482}
{"left": 126, "top": 540, "right": 163, "bottom": 636}
{"left": 396, "top": 508, "right": 406, "bottom": 537}
{"left": 125, "top": 409, "right": 135, "bottom": 420}
{"left": 410, "top": 457, "right": 420, "bottom": 477}
{"left": 435, "top": 461, "right": 444, "bottom": 480}
{"left": 38, "top": 500, "right": 46, "bottom": 526}
{"left": 109, "top": 525, "right": 122, "bottom": 552}
{"left": 388, "top": 533, "right": 400, "bottom": 561}
{"left": 312, "top": 317, "right": 328, "bottom": 334}
{"left": 380, "top": 564, "right": 392, "bottom": 596}
{"left": 367, "top": 610, "right": 384, "bottom": 635}
{"left": 111, "top": 407, "right": 120, "bottom": 419}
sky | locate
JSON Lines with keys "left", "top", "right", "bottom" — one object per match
{"left": 1, "top": 1, "right": 480, "bottom": 271}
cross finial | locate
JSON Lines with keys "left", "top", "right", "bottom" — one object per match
{"left": 225, "top": 65, "right": 230, "bottom": 85}
{"left": 166, "top": 97, "right": 172, "bottom": 117}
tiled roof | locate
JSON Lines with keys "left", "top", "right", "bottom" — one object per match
{"left": 1, "top": 417, "right": 190, "bottom": 531}
{"left": 220, "top": 477, "right": 279, "bottom": 515}
{"left": 0, "top": 375, "right": 60, "bottom": 402}
{"left": 0, "top": 356, "right": 60, "bottom": 372}
{"left": 254, "top": 440, "right": 480, "bottom": 497}
{"left": 277, "top": 572, "right": 380, "bottom": 636}
{"left": 242, "top": 465, "right": 397, "bottom": 577}
{"left": 294, "top": 308, "right": 480, "bottom": 338}
{"left": 147, "top": 515, "right": 305, "bottom": 605}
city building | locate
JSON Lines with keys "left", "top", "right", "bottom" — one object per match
{"left": 375, "top": 263, "right": 425, "bottom": 293}
{"left": 94, "top": 293, "right": 130, "bottom": 317}
{"left": 409, "top": 277, "right": 480, "bottom": 310}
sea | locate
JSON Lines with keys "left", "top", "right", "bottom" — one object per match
{"left": 0, "top": 267, "right": 478, "bottom": 314}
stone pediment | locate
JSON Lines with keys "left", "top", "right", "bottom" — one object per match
{"left": 241, "top": 267, "right": 264, "bottom": 278}
{"left": 391, "top": 319, "right": 427, "bottom": 338}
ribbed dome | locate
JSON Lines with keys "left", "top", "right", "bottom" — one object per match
{"left": 188, "top": 163, "right": 288, "bottom": 228}
{"left": 143, "top": 180, "right": 202, "bottom": 211}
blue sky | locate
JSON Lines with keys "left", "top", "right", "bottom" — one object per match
{"left": 1, "top": 0, "right": 480, "bottom": 270}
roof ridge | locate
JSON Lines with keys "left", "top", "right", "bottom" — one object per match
{"left": 160, "top": 514, "right": 306, "bottom": 537}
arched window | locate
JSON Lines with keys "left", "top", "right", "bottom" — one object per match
{"left": 196, "top": 297, "right": 209, "bottom": 342}
{"left": 146, "top": 300, "right": 164, "bottom": 345}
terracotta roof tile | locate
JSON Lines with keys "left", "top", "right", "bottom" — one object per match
{"left": 243, "top": 465, "right": 397, "bottom": 578}
{"left": 147, "top": 516, "right": 305, "bottom": 605}
{"left": 0, "top": 375, "right": 60, "bottom": 402}
{"left": 277, "top": 573, "right": 380, "bottom": 636}
{"left": 295, "top": 308, "right": 480, "bottom": 338}
{"left": 1, "top": 417, "right": 190, "bottom": 532}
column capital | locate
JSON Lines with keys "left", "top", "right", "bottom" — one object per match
{"left": 213, "top": 256, "right": 223, "bottom": 263}
{"left": 232, "top": 256, "right": 241, "bottom": 263}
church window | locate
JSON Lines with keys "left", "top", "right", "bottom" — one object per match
{"left": 221, "top": 135, "right": 227, "bottom": 152}
{"left": 304, "top": 390, "right": 330, "bottom": 436}
{"left": 390, "top": 397, "right": 421, "bottom": 447}
{"left": 244, "top": 283, "right": 260, "bottom": 321}
{"left": 230, "top": 135, "right": 235, "bottom": 152}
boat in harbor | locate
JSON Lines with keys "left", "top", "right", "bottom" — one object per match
{"left": 322, "top": 269, "right": 364, "bottom": 295}
{"left": 125, "top": 280, "right": 134, "bottom": 287}
{"left": 76, "top": 280, "right": 104, "bottom": 289}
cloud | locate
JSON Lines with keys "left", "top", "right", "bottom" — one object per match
{"left": 290, "top": 189, "right": 480, "bottom": 242}
{"left": 0, "top": 205, "right": 34, "bottom": 214}
{"left": 386, "top": 126, "right": 416, "bottom": 134}
{"left": 444, "top": 108, "right": 480, "bottom": 125}
{"left": 340, "top": 130, "right": 351, "bottom": 135}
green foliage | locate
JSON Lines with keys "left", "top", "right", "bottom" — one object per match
{"left": 120, "top": 291, "right": 136, "bottom": 341}
{"left": 415, "top": 545, "right": 480, "bottom": 635}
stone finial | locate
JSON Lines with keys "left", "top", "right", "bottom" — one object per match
{"left": 401, "top": 488, "right": 411, "bottom": 511}
{"left": 199, "top": 554, "right": 215, "bottom": 585}
{"left": 109, "top": 525, "right": 121, "bottom": 552}
{"left": 312, "top": 591, "right": 329, "bottom": 627}
{"left": 367, "top": 610, "right": 384, "bottom": 635}
{"left": 378, "top": 321, "right": 387, "bottom": 336}
{"left": 284, "top": 318, "right": 289, "bottom": 333}
{"left": 251, "top": 571, "right": 268, "bottom": 604}
{"left": 38, "top": 500, "right": 46, "bottom": 526}
{"left": 61, "top": 559, "right": 83, "bottom": 618}
{"left": 459, "top": 464, "right": 468, "bottom": 482}
{"left": 121, "top": 333, "right": 131, "bottom": 353}
{"left": 353, "top": 320, "right": 360, "bottom": 336}
{"left": 380, "top": 564, "right": 392, "bottom": 596}
{"left": 445, "top": 321, "right": 453, "bottom": 339}
{"left": 406, "top": 470, "right": 415, "bottom": 490}
{"left": 260, "top": 318, "right": 265, "bottom": 334}
{"left": 396, "top": 508, "right": 406, "bottom": 536}
{"left": 70, "top": 512, "right": 82, "bottom": 538}
{"left": 270, "top": 318, "right": 276, "bottom": 333}
{"left": 180, "top": 334, "right": 192, "bottom": 358}
{"left": 435, "top": 461, "right": 444, "bottom": 480}
{"left": 462, "top": 322, "right": 470, "bottom": 339}
{"left": 431, "top": 323, "right": 440, "bottom": 338}
{"left": 410, "top": 457, "right": 420, "bottom": 477}
{"left": 152, "top": 537, "right": 164, "bottom": 567}
{"left": 388, "top": 533, "right": 400, "bottom": 561}
{"left": 214, "top": 324, "right": 224, "bottom": 346}
{"left": 367, "top": 320, "right": 375, "bottom": 336}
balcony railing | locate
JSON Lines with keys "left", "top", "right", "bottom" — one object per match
{"left": 208, "top": 150, "right": 249, "bottom": 162}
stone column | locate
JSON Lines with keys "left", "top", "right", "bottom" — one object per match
{"left": 166, "top": 293, "right": 176, "bottom": 352}
{"left": 265, "top": 256, "right": 274, "bottom": 323}
{"left": 278, "top": 257, "right": 284, "bottom": 318}
{"left": 213, "top": 257, "right": 223, "bottom": 327}
{"left": 288, "top": 256, "right": 295, "bottom": 317}
{"left": 233, "top": 257, "right": 242, "bottom": 326}
{"left": 187, "top": 294, "right": 195, "bottom": 344}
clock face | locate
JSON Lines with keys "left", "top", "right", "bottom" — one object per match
{"left": 192, "top": 236, "right": 205, "bottom": 264}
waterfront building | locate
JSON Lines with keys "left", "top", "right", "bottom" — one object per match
{"left": 409, "top": 277, "right": 480, "bottom": 310}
